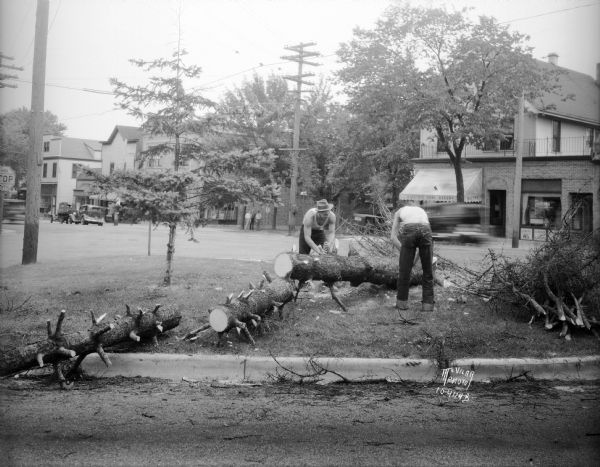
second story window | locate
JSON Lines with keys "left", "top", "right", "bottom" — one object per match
{"left": 110, "top": 162, "right": 115, "bottom": 174}
{"left": 43, "top": 141, "right": 50, "bottom": 152}
{"left": 552, "top": 120, "right": 561, "bottom": 153}
{"left": 72, "top": 163, "right": 82, "bottom": 178}
{"left": 43, "top": 163, "right": 47, "bottom": 178}
{"left": 499, "top": 135, "right": 514, "bottom": 151}
{"left": 52, "top": 162, "right": 57, "bottom": 178}
{"left": 436, "top": 137, "right": 446, "bottom": 153}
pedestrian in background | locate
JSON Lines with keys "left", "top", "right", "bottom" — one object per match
{"left": 255, "top": 210, "right": 262, "bottom": 230}
{"left": 113, "top": 202, "right": 121, "bottom": 226}
{"left": 390, "top": 200, "right": 434, "bottom": 313}
{"left": 244, "top": 210, "right": 251, "bottom": 230}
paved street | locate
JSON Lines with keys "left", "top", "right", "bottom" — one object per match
{"left": 1, "top": 377, "right": 598, "bottom": 467}
{"left": 0, "top": 219, "right": 534, "bottom": 269}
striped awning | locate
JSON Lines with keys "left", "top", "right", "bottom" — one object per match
{"left": 400, "top": 168, "right": 482, "bottom": 203}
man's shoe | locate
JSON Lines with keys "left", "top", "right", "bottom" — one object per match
{"left": 422, "top": 302, "right": 435, "bottom": 312}
{"left": 395, "top": 300, "right": 409, "bottom": 310}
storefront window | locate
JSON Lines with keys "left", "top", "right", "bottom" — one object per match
{"left": 521, "top": 194, "right": 562, "bottom": 229}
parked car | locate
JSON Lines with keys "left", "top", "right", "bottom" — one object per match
{"left": 104, "top": 203, "right": 140, "bottom": 224}
{"left": 78, "top": 205, "right": 104, "bottom": 226}
{"left": 52, "top": 202, "right": 79, "bottom": 224}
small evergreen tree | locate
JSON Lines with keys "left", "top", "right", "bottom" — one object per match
{"left": 110, "top": 49, "right": 213, "bottom": 171}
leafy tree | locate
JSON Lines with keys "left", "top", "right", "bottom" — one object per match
{"left": 337, "top": 4, "right": 560, "bottom": 202}
{"left": 326, "top": 112, "right": 416, "bottom": 211}
{"left": 212, "top": 74, "right": 355, "bottom": 209}
{"left": 198, "top": 147, "right": 281, "bottom": 209}
{"left": 214, "top": 74, "right": 294, "bottom": 150}
{"left": 110, "top": 49, "right": 214, "bottom": 171}
{"left": 210, "top": 74, "right": 295, "bottom": 187}
{"left": 0, "top": 107, "right": 66, "bottom": 184}
{"left": 295, "top": 78, "right": 353, "bottom": 201}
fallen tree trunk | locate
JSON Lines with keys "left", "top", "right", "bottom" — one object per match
{"left": 274, "top": 252, "right": 431, "bottom": 288}
{"left": 273, "top": 252, "right": 435, "bottom": 312}
{"left": 0, "top": 305, "right": 182, "bottom": 378}
{"left": 207, "top": 272, "right": 294, "bottom": 346}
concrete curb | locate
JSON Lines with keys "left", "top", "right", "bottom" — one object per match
{"left": 81, "top": 353, "right": 600, "bottom": 383}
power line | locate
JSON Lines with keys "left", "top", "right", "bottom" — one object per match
{"left": 499, "top": 2, "right": 598, "bottom": 24}
{"left": 61, "top": 108, "right": 121, "bottom": 120}
{"left": 13, "top": 78, "right": 114, "bottom": 95}
{"left": 1, "top": 54, "right": 24, "bottom": 88}
{"left": 194, "top": 61, "right": 287, "bottom": 90}
{"left": 48, "top": 0, "right": 62, "bottom": 33}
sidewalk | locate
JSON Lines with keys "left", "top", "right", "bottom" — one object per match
{"left": 81, "top": 353, "right": 600, "bottom": 384}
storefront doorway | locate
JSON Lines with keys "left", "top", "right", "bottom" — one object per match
{"left": 489, "top": 190, "right": 506, "bottom": 237}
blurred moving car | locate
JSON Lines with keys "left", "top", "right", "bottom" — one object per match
{"left": 2, "top": 198, "right": 26, "bottom": 222}
{"left": 424, "top": 203, "right": 488, "bottom": 243}
{"left": 78, "top": 205, "right": 104, "bottom": 226}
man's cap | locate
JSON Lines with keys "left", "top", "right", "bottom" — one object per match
{"left": 316, "top": 199, "right": 333, "bottom": 211}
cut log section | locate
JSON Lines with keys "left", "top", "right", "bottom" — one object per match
{"left": 207, "top": 272, "right": 294, "bottom": 346}
{"left": 0, "top": 305, "right": 182, "bottom": 378}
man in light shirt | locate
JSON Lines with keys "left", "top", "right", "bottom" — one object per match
{"left": 390, "top": 200, "right": 435, "bottom": 313}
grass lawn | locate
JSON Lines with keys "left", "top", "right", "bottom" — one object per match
{"left": 1, "top": 256, "right": 598, "bottom": 362}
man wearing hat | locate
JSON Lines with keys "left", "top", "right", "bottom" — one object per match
{"left": 299, "top": 199, "right": 336, "bottom": 254}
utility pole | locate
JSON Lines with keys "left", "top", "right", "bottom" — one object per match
{"left": 22, "top": 0, "right": 49, "bottom": 265}
{"left": 511, "top": 91, "right": 525, "bottom": 249}
{"left": 0, "top": 53, "right": 24, "bottom": 88}
{"left": 281, "top": 42, "right": 319, "bottom": 235}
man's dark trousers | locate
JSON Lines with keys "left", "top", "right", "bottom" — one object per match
{"left": 396, "top": 223, "right": 434, "bottom": 304}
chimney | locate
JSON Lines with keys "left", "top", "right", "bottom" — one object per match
{"left": 548, "top": 53, "right": 558, "bottom": 66}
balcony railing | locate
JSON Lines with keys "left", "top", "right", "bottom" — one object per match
{"left": 420, "top": 136, "right": 596, "bottom": 159}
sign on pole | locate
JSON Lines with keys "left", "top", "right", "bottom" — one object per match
{"left": 0, "top": 166, "right": 16, "bottom": 192}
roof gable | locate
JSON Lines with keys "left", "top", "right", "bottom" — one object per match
{"left": 45, "top": 137, "right": 102, "bottom": 161}
{"left": 103, "top": 125, "right": 142, "bottom": 145}
{"left": 534, "top": 61, "right": 600, "bottom": 125}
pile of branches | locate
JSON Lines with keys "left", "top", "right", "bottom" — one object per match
{"left": 480, "top": 229, "right": 600, "bottom": 340}
{"left": 336, "top": 194, "right": 395, "bottom": 257}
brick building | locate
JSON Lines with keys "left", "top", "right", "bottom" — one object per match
{"left": 404, "top": 57, "right": 599, "bottom": 239}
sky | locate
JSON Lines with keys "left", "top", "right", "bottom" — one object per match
{"left": 1, "top": 0, "right": 599, "bottom": 141}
